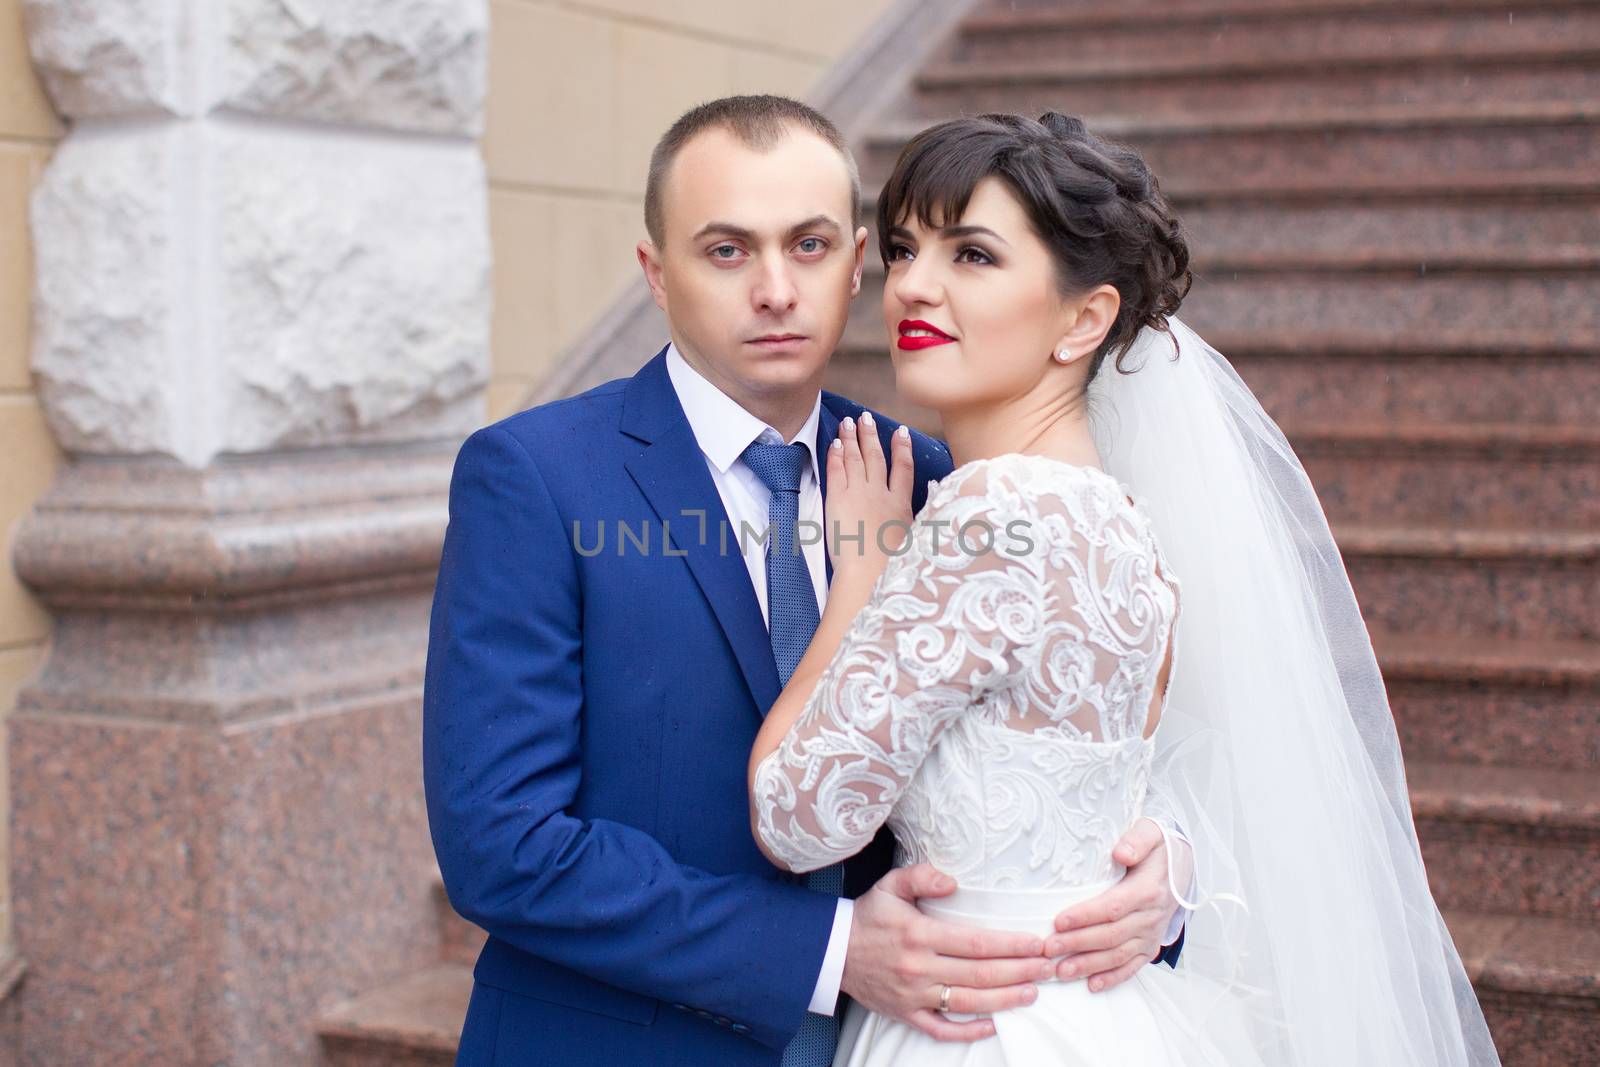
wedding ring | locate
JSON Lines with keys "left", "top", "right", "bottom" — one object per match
{"left": 938, "top": 984, "right": 952, "bottom": 1013}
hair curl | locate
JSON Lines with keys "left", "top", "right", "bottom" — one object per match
{"left": 876, "top": 112, "right": 1191, "bottom": 379}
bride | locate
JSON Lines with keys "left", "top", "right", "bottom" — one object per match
{"left": 747, "top": 113, "right": 1501, "bottom": 1066}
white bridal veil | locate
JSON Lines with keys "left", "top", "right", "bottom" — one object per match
{"left": 1089, "top": 316, "right": 1502, "bottom": 1066}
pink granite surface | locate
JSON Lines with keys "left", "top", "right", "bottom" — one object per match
{"left": 11, "top": 688, "right": 440, "bottom": 1066}
{"left": 8, "top": 446, "right": 454, "bottom": 1064}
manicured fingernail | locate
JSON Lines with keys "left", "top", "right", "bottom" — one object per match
{"left": 842, "top": 417, "right": 854, "bottom": 431}
{"left": 1061, "top": 962, "right": 1077, "bottom": 977}
{"left": 1090, "top": 979, "right": 1102, "bottom": 992}
{"left": 896, "top": 424, "right": 909, "bottom": 439}
{"left": 831, "top": 439, "right": 842, "bottom": 450}
{"left": 1022, "top": 985, "right": 1037, "bottom": 1003}
{"left": 860, "top": 410, "right": 874, "bottom": 425}
{"left": 1039, "top": 961, "right": 1055, "bottom": 980}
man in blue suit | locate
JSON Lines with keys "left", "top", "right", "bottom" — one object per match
{"left": 423, "top": 95, "right": 1190, "bottom": 1066}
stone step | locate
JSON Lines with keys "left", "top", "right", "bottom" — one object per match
{"left": 1183, "top": 271, "right": 1598, "bottom": 355}
{"left": 975, "top": 0, "right": 1580, "bottom": 17}
{"left": 1446, "top": 908, "right": 1600, "bottom": 1066}
{"left": 1410, "top": 761, "right": 1600, "bottom": 922}
{"left": 907, "top": 45, "right": 1600, "bottom": 119}
{"left": 859, "top": 151, "right": 1600, "bottom": 213}
{"left": 316, "top": 962, "right": 469, "bottom": 1067}
{"left": 1292, "top": 422, "right": 1600, "bottom": 525}
{"left": 867, "top": 104, "right": 1600, "bottom": 199}
{"left": 851, "top": 264, "right": 1600, "bottom": 365}
{"left": 1375, "top": 631, "right": 1600, "bottom": 773}
{"left": 1338, "top": 523, "right": 1600, "bottom": 642}
{"left": 833, "top": 323, "right": 1600, "bottom": 431}
{"left": 954, "top": 1, "right": 1600, "bottom": 68}
{"left": 856, "top": 197, "right": 1600, "bottom": 275}
{"left": 1218, "top": 337, "right": 1600, "bottom": 428}
{"left": 1178, "top": 197, "right": 1600, "bottom": 270}
{"left": 434, "top": 873, "right": 486, "bottom": 967}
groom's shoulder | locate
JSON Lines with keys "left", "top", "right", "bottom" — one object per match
{"left": 478, "top": 374, "right": 631, "bottom": 458}
{"left": 821, "top": 389, "right": 953, "bottom": 480}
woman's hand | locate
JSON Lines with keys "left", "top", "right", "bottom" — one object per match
{"left": 826, "top": 411, "right": 914, "bottom": 581}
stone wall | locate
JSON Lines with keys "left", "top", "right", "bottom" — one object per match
{"left": 483, "top": 0, "right": 896, "bottom": 418}
{"left": 0, "top": 1, "right": 899, "bottom": 1061}
{"left": 0, "top": 0, "right": 65, "bottom": 962}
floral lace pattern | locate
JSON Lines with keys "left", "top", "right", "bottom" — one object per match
{"left": 752, "top": 454, "right": 1182, "bottom": 887}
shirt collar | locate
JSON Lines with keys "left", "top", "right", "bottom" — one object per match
{"left": 664, "top": 342, "right": 823, "bottom": 485}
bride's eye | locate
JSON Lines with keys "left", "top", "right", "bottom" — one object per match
{"left": 956, "top": 245, "right": 994, "bottom": 266}
{"left": 887, "top": 243, "right": 915, "bottom": 262}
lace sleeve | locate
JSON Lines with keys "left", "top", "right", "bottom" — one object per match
{"left": 752, "top": 476, "right": 1033, "bottom": 872}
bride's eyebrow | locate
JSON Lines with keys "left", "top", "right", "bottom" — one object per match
{"left": 940, "top": 224, "right": 1011, "bottom": 248}
{"left": 887, "top": 223, "right": 1010, "bottom": 248}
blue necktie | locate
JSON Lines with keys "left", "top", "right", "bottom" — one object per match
{"left": 740, "top": 439, "right": 846, "bottom": 1067}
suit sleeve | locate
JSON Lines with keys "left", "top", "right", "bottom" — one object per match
{"left": 422, "top": 425, "right": 836, "bottom": 1051}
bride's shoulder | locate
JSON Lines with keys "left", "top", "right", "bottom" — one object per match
{"left": 927, "top": 452, "right": 1132, "bottom": 516}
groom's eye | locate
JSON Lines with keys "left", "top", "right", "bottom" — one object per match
{"left": 709, "top": 244, "right": 743, "bottom": 261}
{"left": 794, "top": 237, "right": 826, "bottom": 256}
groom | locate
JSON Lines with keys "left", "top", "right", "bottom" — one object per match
{"left": 423, "top": 95, "right": 1190, "bottom": 1067}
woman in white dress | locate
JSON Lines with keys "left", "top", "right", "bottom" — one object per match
{"left": 747, "top": 113, "right": 1501, "bottom": 1066}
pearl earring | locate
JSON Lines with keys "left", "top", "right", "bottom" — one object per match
{"left": 1055, "top": 347, "right": 1072, "bottom": 363}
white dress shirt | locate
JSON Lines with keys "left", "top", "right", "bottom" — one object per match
{"left": 665, "top": 344, "right": 851, "bottom": 1016}
{"left": 663, "top": 343, "right": 1190, "bottom": 1018}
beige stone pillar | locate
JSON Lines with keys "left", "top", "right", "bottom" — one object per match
{"left": 10, "top": 1, "right": 489, "bottom": 1062}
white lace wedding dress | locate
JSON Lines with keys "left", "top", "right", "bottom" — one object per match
{"left": 752, "top": 452, "right": 1264, "bottom": 1067}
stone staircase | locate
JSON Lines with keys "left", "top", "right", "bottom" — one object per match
{"left": 829, "top": 0, "right": 1600, "bottom": 1063}
{"left": 315, "top": 875, "right": 484, "bottom": 1066}
{"left": 315, "top": 1, "right": 1598, "bottom": 1062}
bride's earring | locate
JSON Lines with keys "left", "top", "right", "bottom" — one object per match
{"left": 1055, "top": 346, "right": 1072, "bottom": 364}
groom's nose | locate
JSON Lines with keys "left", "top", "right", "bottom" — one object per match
{"left": 750, "top": 254, "right": 799, "bottom": 315}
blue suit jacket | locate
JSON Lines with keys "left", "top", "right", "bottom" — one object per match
{"left": 423, "top": 347, "right": 1181, "bottom": 1066}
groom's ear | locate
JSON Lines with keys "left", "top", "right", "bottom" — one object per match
{"left": 638, "top": 240, "right": 668, "bottom": 312}
{"left": 851, "top": 225, "right": 869, "bottom": 296}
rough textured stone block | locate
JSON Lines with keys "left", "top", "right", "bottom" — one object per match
{"left": 23, "top": 0, "right": 486, "bottom": 133}
{"left": 221, "top": 0, "right": 487, "bottom": 135}
{"left": 22, "top": 0, "right": 185, "bottom": 117}
{"left": 30, "top": 122, "right": 489, "bottom": 464}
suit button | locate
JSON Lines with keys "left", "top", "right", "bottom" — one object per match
{"left": 731, "top": 1022, "right": 751, "bottom": 1035}
{"left": 713, "top": 1014, "right": 732, "bottom": 1027}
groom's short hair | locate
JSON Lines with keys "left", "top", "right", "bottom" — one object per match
{"left": 644, "top": 94, "right": 861, "bottom": 246}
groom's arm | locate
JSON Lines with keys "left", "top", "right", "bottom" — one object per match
{"left": 422, "top": 425, "right": 835, "bottom": 1052}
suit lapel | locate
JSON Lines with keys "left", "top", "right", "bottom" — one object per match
{"left": 816, "top": 402, "right": 839, "bottom": 587}
{"left": 622, "top": 351, "right": 782, "bottom": 713}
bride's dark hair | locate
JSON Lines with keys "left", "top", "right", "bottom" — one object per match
{"left": 876, "top": 112, "right": 1191, "bottom": 379}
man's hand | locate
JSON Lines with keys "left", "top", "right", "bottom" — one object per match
{"left": 841, "top": 864, "right": 1052, "bottom": 1042}
{"left": 1044, "top": 818, "right": 1192, "bottom": 994}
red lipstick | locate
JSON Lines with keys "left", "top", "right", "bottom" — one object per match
{"left": 897, "top": 319, "right": 955, "bottom": 351}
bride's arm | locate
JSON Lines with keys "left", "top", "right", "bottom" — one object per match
{"left": 748, "top": 560, "right": 880, "bottom": 776}
{"left": 749, "top": 414, "right": 907, "bottom": 780}
{"left": 747, "top": 418, "right": 1020, "bottom": 873}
